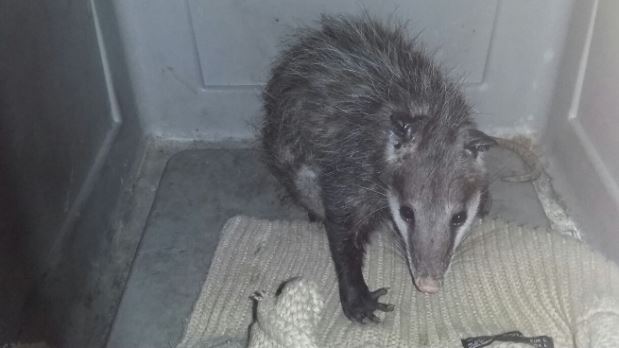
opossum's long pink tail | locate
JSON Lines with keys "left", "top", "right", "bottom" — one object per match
{"left": 492, "top": 136, "right": 542, "bottom": 183}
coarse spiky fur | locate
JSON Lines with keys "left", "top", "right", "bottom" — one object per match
{"left": 260, "top": 14, "right": 495, "bottom": 323}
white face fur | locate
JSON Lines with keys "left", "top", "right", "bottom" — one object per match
{"left": 382, "top": 112, "right": 493, "bottom": 281}
{"left": 388, "top": 191, "right": 415, "bottom": 272}
{"left": 452, "top": 191, "right": 481, "bottom": 249}
{"left": 387, "top": 190, "right": 481, "bottom": 278}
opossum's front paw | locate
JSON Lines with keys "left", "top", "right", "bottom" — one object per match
{"left": 341, "top": 287, "right": 394, "bottom": 323}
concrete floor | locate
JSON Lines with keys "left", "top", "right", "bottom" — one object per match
{"left": 106, "top": 146, "right": 549, "bottom": 348}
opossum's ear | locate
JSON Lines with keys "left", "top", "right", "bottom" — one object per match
{"left": 465, "top": 129, "right": 496, "bottom": 157}
{"left": 390, "top": 112, "right": 427, "bottom": 144}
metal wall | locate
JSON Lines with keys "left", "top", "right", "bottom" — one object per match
{"left": 543, "top": 0, "right": 619, "bottom": 263}
{"left": 0, "top": 0, "right": 144, "bottom": 346}
{"left": 112, "top": 0, "right": 574, "bottom": 140}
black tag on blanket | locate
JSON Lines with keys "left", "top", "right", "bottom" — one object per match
{"left": 462, "top": 331, "right": 554, "bottom": 348}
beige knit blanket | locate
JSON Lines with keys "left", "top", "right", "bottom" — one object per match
{"left": 177, "top": 216, "right": 619, "bottom": 348}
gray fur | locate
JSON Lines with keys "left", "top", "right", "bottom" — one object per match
{"left": 260, "top": 13, "right": 493, "bottom": 318}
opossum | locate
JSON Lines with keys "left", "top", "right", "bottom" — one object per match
{"left": 260, "top": 14, "right": 507, "bottom": 323}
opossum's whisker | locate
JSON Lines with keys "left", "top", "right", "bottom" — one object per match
{"left": 449, "top": 257, "right": 477, "bottom": 268}
{"left": 452, "top": 244, "right": 477, "bottom": 258}
{"left": 373, "top": 176, "right": 390, "bottom": 191}
{"left": 390, "top": 238, "right": 407, "bottom": 258}
{"left": 354, "top": 206, "right": 389, "bottom": 230}
{"left": 355, "top": 184, "right": 386, "bottom": 197}
{"left": 351, "top": 205, "right": 389, "bottom": 232}
{"left": 383, "top": 244, "right": 407, "bottom": 263}
{"left": 383, "top": 223, "right": 407, "bottom": 258}
{"left": 393, "top": 238, "right": 407, "bottom": 257}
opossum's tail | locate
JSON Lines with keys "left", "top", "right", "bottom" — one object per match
{"left": 492, "top": 136, "right": 542, "bottom": 183}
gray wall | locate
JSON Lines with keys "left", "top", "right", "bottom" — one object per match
{"left": 0, "top": 0, "right": 118, "bottom": 273}
{"left": 543, "top": 0, "right": 619, "bottom": 263}
{"left": 112, "top": 0, "right": 573, "bottom": 141}
{"left": 0, "top": 0, "right": 144, "bottom": 346}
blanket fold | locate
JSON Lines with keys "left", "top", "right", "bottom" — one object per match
{"left": 178, "top": 216, "right": 619, "bottom": 348}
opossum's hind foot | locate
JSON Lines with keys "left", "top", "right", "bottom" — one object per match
{"left": 294, "top": 164, "right": 325, "bottom": 219}
{"left": 342, "top": 287, "right": 394, "bottom": 324}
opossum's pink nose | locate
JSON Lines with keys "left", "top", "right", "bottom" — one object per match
{"left": 414, "top": 277, "right": 441, "bottom": 294}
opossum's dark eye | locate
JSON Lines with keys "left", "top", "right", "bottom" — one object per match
{"left": 451, "top": 212, "right": 467, "bottom": 226}
{"left": 399, "top": 206, "right": 415, "bottom": 223}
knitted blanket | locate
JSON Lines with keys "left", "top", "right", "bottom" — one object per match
{"left": 177, "top": 216, "right": 619, "bottom": 348}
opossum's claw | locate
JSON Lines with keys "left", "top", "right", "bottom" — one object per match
{"left": 368, "top": 313, "right": 381, "bottom": 323}
{"left": 376, "top": 302, "right": 395, "bottom": 312}
{"left": 342, "top": 286, "right": 393, "bottom": 324}
{"left": 371, "top": 287, "right": 395, "bottom": 314}
{"left": 371, "top": 287, "right": 389, "bottom": 298}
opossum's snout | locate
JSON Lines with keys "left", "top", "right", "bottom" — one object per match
{"left": 414, "top": 276, "right": 441, "bottom": 294}
{"left": 407, "top": 236, "right": 451, "bottom": 294}
{"left": 384, "top": 121, "right": 495, "bottom": 294}
{"left": 388, "top": 186, "right": 483, "bottom": 295}
{"left": 388, "top": 194, "right": 454, "bottom": 294}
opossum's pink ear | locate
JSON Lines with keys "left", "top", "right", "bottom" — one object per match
{"left": 465, "top": 129, "right": 496, "bottom": 156}
{"left": 390, "top": 112, "right": 428, "bottom": 143}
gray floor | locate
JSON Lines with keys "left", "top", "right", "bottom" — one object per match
{"left": 106, "top": 146, "right": 549, "bottom": 348}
